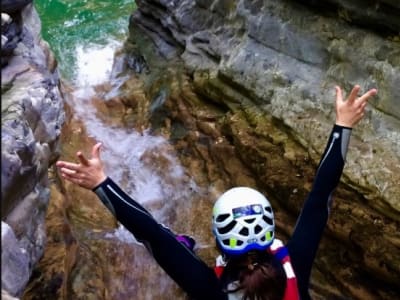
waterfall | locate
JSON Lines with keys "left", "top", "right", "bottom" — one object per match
{"left": 28, "top": 2, "right": 206, "bottom": 298}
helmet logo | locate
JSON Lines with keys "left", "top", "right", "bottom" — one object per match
{"left": 232, "top": 204, "right": 263, "bottom": 219}
{"left": 247, "top": 238, "right": 257, "bottom": 244}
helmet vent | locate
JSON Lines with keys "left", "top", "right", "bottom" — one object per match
{"left": 239, "top": 227, "right": 249, "bottom": 236}
{"left": 217, "top": 220, "right": 237, "bottom": 234}
{"left": 222, "top": 239, "right": 243, "bottom": 246}
{"left": 265, "top": 206, "right": 272, "bottom": 213}
{"left": 244, "top": 218, "right": 256, "bottom": 224}
{"left": 216, "top": 213, "right": 230, "bottom": 222}
{"left": 254, "top": 225, "right": 263, "bottom": 234}
{"left": 262, "top": 215, "right": 273, "bottom": 225}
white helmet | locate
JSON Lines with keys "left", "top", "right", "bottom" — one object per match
{"left": 212, "top": 187, "right": 275, "bottom": 256}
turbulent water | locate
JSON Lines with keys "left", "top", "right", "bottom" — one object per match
{"left": 27, "top": 2, "right": 400, "bottom": 299}
{"left": 26, "top": 2, "right": 207, "bottom": 299}
{"left": 34, "top": 0, "right": 189, "bottom": 210}
{"left": 35, "top": 0, "right": 134, "bottom": 84}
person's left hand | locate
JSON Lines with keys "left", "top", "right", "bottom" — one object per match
{"left": 56, "top": 142, "right": 107, "bottom": 190}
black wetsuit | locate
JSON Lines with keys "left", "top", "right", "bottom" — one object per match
{"left": 93, "top": 124, "right": 352, "bottom": 300}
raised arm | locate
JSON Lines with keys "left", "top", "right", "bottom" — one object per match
{"left": 56, "top": 145, "right": 225, "bottom": 299}
{"left": 286, "top": 85, "right": 377, "bottom": 299}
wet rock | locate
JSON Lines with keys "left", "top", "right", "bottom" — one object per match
{"left": 1, "top": 3, "right": 64, "bottom": 298}
{"left": 294, "top": 0, "right": 400, "bottom": 34}
{"left": 1, "top": 222, "right": 30, "bottom": 296}
{"left": 1, "top": 0, "right": 33, "bottom": 15}
{"left": 116, "top": 0, "right": 400, "bottom": 297}
{"left": 1, "top": 13, "right": 21, "bottom": 67}
{"left": 19, "top": 0, "right": 399, "bottom": 299}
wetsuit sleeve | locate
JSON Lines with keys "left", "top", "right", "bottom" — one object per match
{"left": 286, "top": 124, "right": 352, "bottom": 300}
{"left": 92, "top": 177, "right": 226, "bottom": 300}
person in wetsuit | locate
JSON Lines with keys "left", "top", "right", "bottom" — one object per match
{"left": 56, "top": 85, "right": 377, "bottom": 300}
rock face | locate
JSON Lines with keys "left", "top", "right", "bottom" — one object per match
{"left": 6, "top": 0, "right": 398, "bottom": 299}
{"left": 1, "top": 3, "right": 64, "bottom": 298}
{"left": 115, "top": 0, "right": 399, "bottom": 298}
{"left": 130, "top": 0, "right": 400, "bottom": 215}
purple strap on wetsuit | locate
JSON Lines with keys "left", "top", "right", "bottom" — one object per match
{"left": 176, "top": 234, "right": 196, "bottom": 251}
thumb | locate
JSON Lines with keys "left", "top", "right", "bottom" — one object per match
{"left": 92, "top": 142, "right": 102, "bottom": 159}
{"left": 77, "top": 151, "right": 89, "bottom": 166}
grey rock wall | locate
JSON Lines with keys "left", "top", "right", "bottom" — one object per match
{"left": 126, "top": 0, "right": 400, "bottom": 297}
{"left": 132, "top": 0, "right": 400, "bottom": 219}
{"left": 1, "top": 3, "right": 65, "bottom": 298}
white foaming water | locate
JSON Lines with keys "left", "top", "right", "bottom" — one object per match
{"left": 70, "top": 72, "right": 200, "bottom": 243}
{"left": 72, "top": 87, "right": 192, "bottom": 203}
{"left": 74, "top": 40, "right": 121, "bottom": 87}
{"left": 63, "top": 18, "right": 80, "bottom": 28}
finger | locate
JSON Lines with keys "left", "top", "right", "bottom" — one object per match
{"left": 61, "top": 172, "right": 83, "bottom": 186}
{"left": 60, "top": 172, "right": 75, "bottom": 182}
{"left": 56, "top": 161, "right": 80, "bottom": 171}
{"left": 357, "top": 88, "right": 377, "bottom": 104}
{"left": 60, "top": 167, "right": 77, "bottom": 176}
{"left": 56, "top": 161, "right": 66, "bottom": 168}
{"left": 77, "top": 151, "right": 90, "bottom": 166}
{"left": 335, "top": 86, "right": 343, "bottom": 103}
{"left": 92, "top": 142, "right": 102, "bottom": 159}
{"left": 347, "top": 85, "right": 361, "bottom": 103}
{"left": 359, "top": 100, "right": 368, "bottom": 111}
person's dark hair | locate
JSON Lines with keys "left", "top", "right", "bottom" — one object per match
{"left": 220, "top": 250, "right": 286, "bottom": 300}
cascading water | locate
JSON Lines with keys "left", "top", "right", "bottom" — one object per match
{"left": 35, "top": 0, "right": 132, "bottom": 82}
{"left": 69, "top": 81, "right": 202, "bottom": 237}
{"left": 37, "top": 0, "right": 202, "bottom": 237}
{"left": 27, "top": 2, "right": 400, "bottom": 299}
{"left": 28, "top": 1, "right": 211, "bottom": 299}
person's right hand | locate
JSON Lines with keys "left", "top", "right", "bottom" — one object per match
{"left": 335, "top": 85, "right": 377, "bottom": 128}
{"left": 56, "top": 142, "right": 107, "bottom": 190}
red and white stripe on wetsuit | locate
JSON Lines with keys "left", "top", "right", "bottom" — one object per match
{"left": 214, "top": 239, "right": 299, "bottom": 300}
{"left": 268, "top": 239, "right": 299, "bottom": 300}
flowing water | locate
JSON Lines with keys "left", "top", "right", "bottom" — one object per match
{"left": 32, "top": 1, "right": 211, "bottom": 298}
{"left": 30, "top": 3, "right": 400, "bottom": 299}
{"left": 35, "top": 0, "right": 133, "bottom": 83}
{"left": 35, "top": 0, "right": 201, "bottom": 228}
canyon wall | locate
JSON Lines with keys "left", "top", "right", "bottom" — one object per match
{"left": 1, "top": 1, "right": 65, "bottom": 297}
{"left": 118, "top": 0, "right": 400, "bottom": 298}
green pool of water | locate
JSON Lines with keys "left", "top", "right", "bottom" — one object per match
{"left": 34, "top": 0, "right": 135, "bottom": 83}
